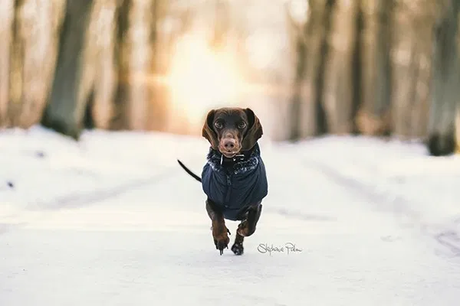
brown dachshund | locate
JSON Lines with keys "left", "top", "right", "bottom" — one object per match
{"left": 178, "top": 107, "right": 268, "bottom": 255}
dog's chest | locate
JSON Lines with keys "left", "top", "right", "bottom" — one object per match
{"left": 201, "top": 158, "right": 268, "bottom": 211}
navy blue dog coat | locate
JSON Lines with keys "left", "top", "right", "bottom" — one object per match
{"left": 201, "top": 143, "right": 268, "bottom": 221}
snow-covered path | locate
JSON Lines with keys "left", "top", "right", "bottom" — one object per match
{"left": 1, "top": 128, "right": 460, "bottom": 305}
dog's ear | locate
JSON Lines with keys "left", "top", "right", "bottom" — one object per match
{"left": 242, "top": 108, "right": 263, "bottom": 151}
{"left": 202, "top": 109, "right": 219, "bottom": 149}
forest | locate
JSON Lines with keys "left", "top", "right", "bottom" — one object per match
{"left": 0, "top": 0, "right": 459, "bottom": 156}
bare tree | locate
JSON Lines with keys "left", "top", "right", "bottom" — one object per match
{"left": 313, "top": 0, "right": 336, "bottom": 136}
{"left": 288, "top": 26, "right": 306, "bottom": 141}
{"left": 0, "top": 0, "right": 15, "bottom": 126}
{"left": 427, "top": 0, "right": 459, "bottom": 156}
{"left": 147, "top": 0, "right": 168, "bottom": 131}
{"left": 110, "top": 0, "right": 131, "bottom": 130}
{"left": 350, "top": 0, "right": 364, "bottom": 135}
{"left": 8, "top": 0, "right": 25, "bottom": 127}
{"left": 404, "top": 42, "right": 421, "bottom": 138}
{"left": 287, "top": 0, "right": 317, "bottom": 141}
{"left": 41, "top": 0, "right": 93, "bottom": 139}
{"left": 373, "top": 0, "right": 394, "bottom": 136}
{"left": 457, "top": 108, "right": 460, "bottom": 154}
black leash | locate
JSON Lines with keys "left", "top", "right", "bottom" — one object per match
{"left": 177, "top": 159, "right": 202, "bottom": 182}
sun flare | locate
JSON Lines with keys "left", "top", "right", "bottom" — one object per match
{"left": 167, "top": 36, "right": 243, "bottom": 125}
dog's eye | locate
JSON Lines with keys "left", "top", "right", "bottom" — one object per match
{"left": 214, "top": 121, "right": 223, "bottom": 129}
{"left": 238, "top": 122, "right": 247, "bottom": 129}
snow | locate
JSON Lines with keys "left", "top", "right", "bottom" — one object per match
{"left": 1, "top": 126, "right": 460, "bottom": 306}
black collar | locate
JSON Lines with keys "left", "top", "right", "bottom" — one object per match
{"left": 206, "top": 143, "right": 261, "bottom": 174}
{"left": 218, "top": 145, "right": 256, "bottom": 166}
{"left": 219, "top": 152, "right": 248, "bottom": 166}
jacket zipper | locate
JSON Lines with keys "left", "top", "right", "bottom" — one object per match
{"left": 224, "top": 172, "right": 232, "bottom": 207}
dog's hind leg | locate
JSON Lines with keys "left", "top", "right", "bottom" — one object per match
{"left": 232, "top": 203, "right": 263, "bottom": 256}
{"left": 206, "top": 199, "right": 229, "bottom": 255}
{"left": 237, "top": 203, "right": 263, "bottom": 238}
{"left": 231, "top": 232, "right": 245, "bottom": 255}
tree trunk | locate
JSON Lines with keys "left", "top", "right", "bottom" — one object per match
{"left": 373, "top": 0, "right": 394, "bottom": 136}
{"left": 83, "top": 88, "right": 95, "bottom": 130}
{"left": 427, "top": 0, "right": 460, "bottom": 156}
{"left": 41, "top": 0, "right": 93, "bottom": 139}
{"left": 456, "top": 109, "right": 460, "bottom": 153}
{"left": 148, "top": 0, "right": 158, "bottom": 130}
{"left": 0, "top": 0, "right": 15, "bottom": 126}
{"left": 88, "top": 0, "right": 117, "bottom": 130}
{"left": 289, "top": 34, "right": 307, "bottom": 141}
{"left": 350, "top": 0, "right": 364, "bottom": 135}
{"left": 405, "top": 44, "right": 420, "bottom": 138}
{"left": 147, "top": 0, "right": 167, "bottom": 131}
{"left": 313, "top": 0, "right": 336, "bottom": 136}
{"left": 288, "top": 0, "right": 315, "bottom": 141}
{"left": 110, "top": 0, "right": 131, "bottom": 130}
{"left": 8, "top": 0, "right": 25, "bottom": 127}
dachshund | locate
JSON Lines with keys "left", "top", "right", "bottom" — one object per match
{"left": 177, "top": 107, "right": 268, "bottom": 255}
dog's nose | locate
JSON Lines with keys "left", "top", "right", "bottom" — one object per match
{"left": 223, "top": 139, "right": 236, "bottom": 150}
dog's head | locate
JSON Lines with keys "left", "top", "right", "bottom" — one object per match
{"left": 202, "top": 107, "right": 263, "bottom": 158}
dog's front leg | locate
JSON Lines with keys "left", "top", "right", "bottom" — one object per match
{"left": 206, "top": 198, "right": 229, "bottom": 255}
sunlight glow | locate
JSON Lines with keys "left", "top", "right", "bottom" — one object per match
{"left": 167, "top": 36, "right": 243, "bottom": 125}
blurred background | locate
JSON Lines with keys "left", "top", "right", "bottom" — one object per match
{"left": 0, "top": 0, "right": 459, "bottom": 156}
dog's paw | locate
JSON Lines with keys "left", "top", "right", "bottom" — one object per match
{"left": 231, "top": 242, "right": 244, "bottom": 255}
{"left": 214, "top": 238, "right": 229, "bottom": 255}
{"left": 212, "top": 225, "right": 230, "bottom": 255}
